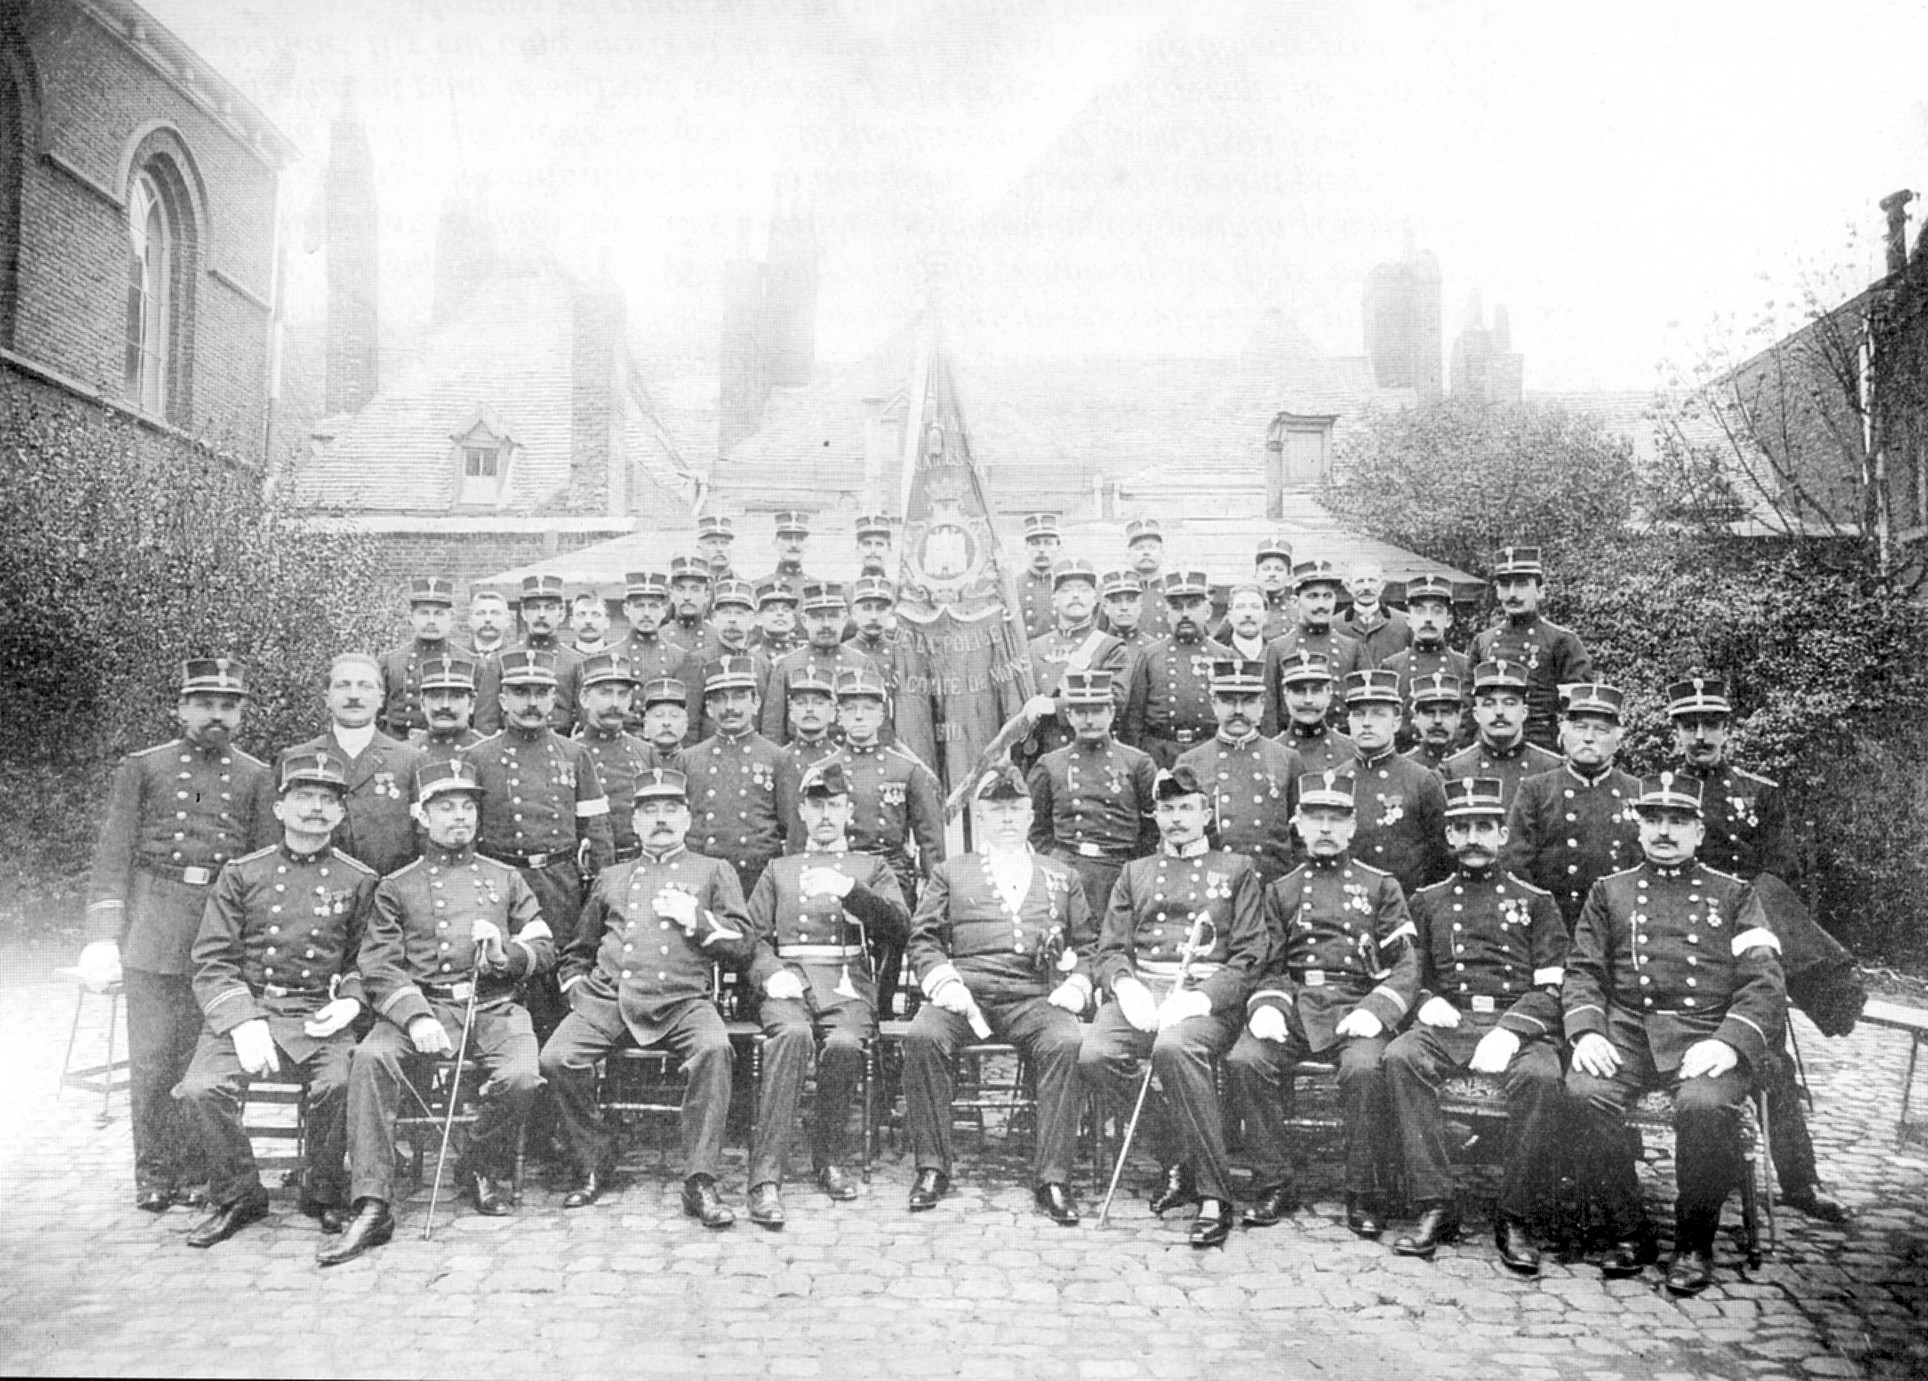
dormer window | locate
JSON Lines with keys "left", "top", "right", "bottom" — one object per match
{"left": 450, "top": 408, "right": 514, "bottom": 507}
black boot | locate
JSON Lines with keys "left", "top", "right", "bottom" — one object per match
{"left": 1390, "top": 1200, "right": 1460, "bottom": 1259}
{"left": 1495, "top": 1215, "right": 1542, "bottom": 1274}
{"left": 1148, "top": 1164, "right": 1197, "bottom": 1217}
{"left": 316, "top": 1198, "right": 395, "bottom": 1268}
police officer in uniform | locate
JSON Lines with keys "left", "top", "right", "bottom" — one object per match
{"left": 614, "top": 571, "right": 703, "bottom": 740}
{"left": 1123, "top": 518, "right": 1172, "bottom": 639}
{"left": 1442, "top": 659, "right": 1562, "bottom": 810}
{"left": 759, "top": 510, "right": 819, "bottom": 605}
{"left": 1384, "top": 777, "right": 1567, "bottom": 1271}
{"left": 844, "top": 575, "right": 900, "bottom": 684}
{"left": 1381, "top": 574, "right": 1469, "bottom": 749}
{"left": 1342, "top": 670, "right": 1452, "bottom": 898}
{"left": 1176, "top": 659, "right": 1303, "bottom": 885}
{"left": 475, "top": 574, "right": 585, "bottom": 735}
{"left": 575, "top": 652, "right": 653, "bottom": 863}
{"left": 378, "top": 577, "right": 465, "bottom": 738}
{"left": 82, "top": 657, "right": 277, "bottom": 1211}
{"left": 1563, "top": 771, "right": 1786, "bottom": 1295}
{"left": 1025, "top": 669, "right": 1159, "bottom": 918}
{"left": 1214, "top": 535, "right": 1294, "bottom": 643}
{"left": 1016, "top": 513, "right": 1063, "bottom": 640}
{"left": 539, "top": 768, "right": 756, "bottom": 1227}
{"left": 322, "top": 759, "right": 554, "bottom": 1265}
{"left": 637, "top": 677, "right": 692, "bottom": 772}
{"left": 1227, "top": 770, "right": 1418, "bottom": 1238}
{"left": 1079, "top": 764, "right": 1270, "bottom": 1246}
{"left": 681, "top": 655, "right": 800, "bottom": 899}
{"left": 752, "top": 578, "right": 805, "bottom": 661}
{"left": 1018, "top": 558, "right": 1130, "bottom": 768}
{"left": 854, "top": 513, "right": 895, "bottom": 578}
{"left": 902, "top": 766, "right": 1095, "bottom": 1223}
{"left": 1097, "top": 569, "right": 1149, "bottom": 650}
{"left": 782, "top": 669, "right": 842, "bottom": 778}
{"left": 280, "top": 652, "right": 424, "bottom": 878}
{"left": 1470, "top": 546, "right": 1592, "bottom": 750}
{"left": 1402, "top": 671, "right": 1466, "bottom": 772}
{"left": 693, "top": 579, "right": 770, "bottom": 737}
{"left": 664, "top": 555, "right": 716, "bottom": 654}
{"left": 762, "top": 582, "right": 877, "bottom": 744}
{"left": 696, "top": 513, "right": 737, "bottom": 583}
{"left": 407, "top": 656, "right": 484, "bottom": 766}
{"left": 743, "top": 761, "right": 911, "bottom": 1225}
{"left": 1123, "top": 568, "right": 1231, "bottom": 767}
{"left": 1268, "top": 649, "right": 1358, "bottom": 773}
{"left": 1260, "top": 559, "right": 1365, "bottom": 732}
{"left": 175, "top": 749, "right": 375, "bottom": 1247}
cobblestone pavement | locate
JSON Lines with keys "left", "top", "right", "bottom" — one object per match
{"left": 1, "top": 949, "right": 1922, "bottom": 1380}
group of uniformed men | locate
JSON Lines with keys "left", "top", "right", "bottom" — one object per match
{"left": 78, "top": 508, "right": 1855, "bottom": 1296}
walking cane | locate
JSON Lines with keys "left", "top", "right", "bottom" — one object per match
{"left": 1098, "top": 912, "right": 1214, "bottom": 1227}
{"left": 421, "top": 963, "right": 483, "bottom": 1241}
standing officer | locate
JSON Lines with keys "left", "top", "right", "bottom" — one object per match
{"left": 1260, "top": 559, "right": 1365, "bottom": 732}
{"left": 1269, "top": 650, "right": 1358, "bottom": 773}
{"left": 379, "top": 577, "right": 464, "bottom": 738}
{"left": 466, "top": 588, "right": 512, "bottom": 660}
{"left": 1503, "top": 682, "right": 1641, "bottom": 933}
{"left": 854, "top": 514, "right": 895, "bottom": 578}
{"left": 681, "top": 655, "right": 800, "bottom": 899}
{"left": 1442, "top": 660, "right": 1562, "bottom": 809}
{"left": 476, "top": 574, "right": 585, "bottom": 735}
{"left": 844, "top": 575, "right": 900, "bottom": 682}
{"left": 752, "top": 579, "right": 805, "bottom": 661}
{"left": 902, "top": 766, "right": 1095, "bottom": 1223}
{"left": 1123, "top": 569, "right": 1231, "bottom": 767}
{"left": 1016, "top": 513, "right": 1064, "bottom": 639}
{"left": 1212, "top": 535, "right": 1294, "bottom": 643}
{"left": 280, "top": 653, "right": 423, "bottom": 878}
{"left": 1384, "top": 777, "right": 1567, "bottom": 1272}
{"left": 696, "top": 513, "right": 737, "bottom": 583}
{"left": 614, "top": 571, "right": 703, "bottom": 740}
{"left": 174, "top": 749, "right": 374, "bottom": 1247}
{"left": 408, "top": 656, "right": 484, "bottom": 767}
{"left": 1080, "top": 764, "right": 1270, "bottom": 1246}
{"left": 1227, "top": 770, "right": 1418, "bottom": 1238}
{"left": 1097, "top": 570, "right": 1149, "bottom": 650}
{"left": 760, "top": 510, "right": 819, "bottom": 604}
{"left": 575, "top": 652, "right": 652, "bottom": 863}
{"left": 1123, "top": 518, "right": 1172, "bottom": 639}
{"left": 637, "top": 677, "right": 691, "bottom": 772}
{"left": 1336, "top": 562, "right": 1411, "bottom": 668}
{"left": 539, "top": 768, "right": 756, "bottom": 1226}
{"left": 664, "top": 555, "right": 716, "bottom": 654}
{"left": 1470, "top": 546, "right": 1592, "bottom": 750}
{"left": 321, "top": 759, "right": 554, "bottom": 1266}
{"left": 1343, "top": 670, "right": 1452, "bottom": 898}
{"left": 782, "top": 670, "right": 842, "bottom": 777}
{"left": 81, "top": 657, "right": 277, "bottom": 1211}
{"left": 1177, "top": 659, "right": 1303, "bottom": 885}
{"left": 693, "top": 578, "right": 770, "bottom": 737}
{"left": 763, "top": 582, "right": 876, "bottom": 744}
{"left": 1563, "top": 771, "right": 1786, "bottom": 1295}
{"left": 1018, "top": 558, "right": 1129, "bottom": 768}
{"left": 743, "top": 761, "right": 910, "bottom": 1225}
{"left": 1403, "top": 672, "right": 1466, "bottom": 772}
{"left": 1381, "top": 574, "right": 1469, "bottom": 748}
{"left": 1025, "top": 670, "right": 1159, "bottom": 918}
{"left": 466, "top": 649, "right": 614, "bottom": 1039}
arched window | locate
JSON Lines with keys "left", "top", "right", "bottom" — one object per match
{"left": 124, "top": 168, "right": 170, "bottom": 415}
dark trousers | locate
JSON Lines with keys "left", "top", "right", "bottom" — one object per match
{"left": 1764, "top": 1047, "right": 1819, "bottom": 1192}
{"left": 1566, "top": 1044, "right": 1752, "bottom": 1253}
{"left": 1226, "top": 1018, "right": 1395, "bottom": 1197}
{"left": 750, "top": 990, "right": 875, "bottom": 1186}
{"left": 1384, "top": 1025, "right": 1564, "bottom": 1217}
{"left": 1079, "top": 1002, "right": 1241, "bottom": 1200}
{"left": 345, "top": 1002, "right": 540, "bottom": 1205}
{"left": 539, "top": 998, "right": 733, "bottom": 1181}
{"left": 1054, "top": 853, "right": 1125, "bottom": 921}
{"left": 515, "top": 860, "right": 584, "bottom": 1041}
{"left": 124, "top": 967, "right": 204, "bottom": 1193}
{"left": 904, "top": 995, "right": 1083, "bottom": 1186}
{"left": 175, "top": 1026, "right": 354, "bottom": 1208}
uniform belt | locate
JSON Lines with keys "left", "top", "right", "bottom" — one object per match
{"left": 486, "top": 849, "right": 570, "bottom": 869}
{"left": 1154, "top": 727, "right": 1205, "bottom": 744}
{"left": 421, "top": 980, "right": 476, "bottom": 1001}
{"left": 261, "top": 984, "right": 327, "bottom": 999}
{"left": 1140, "top": 959, "right": 1222, "bottom": 982}
{"left": 1065, "top": 842, "right": 1132, "bottom": 861}
{"left": 139, "top": 862, "right": 217, "bottom": 886}
{"left": 1289, "top": 968, "right": 1366, "bottom": 988}
{"left": 782, "top": 944, "right": 866, "bottom": 961}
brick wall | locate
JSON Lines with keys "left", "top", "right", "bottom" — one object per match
{"left": 345, "top": 526, "right": 630, "bottom": 614}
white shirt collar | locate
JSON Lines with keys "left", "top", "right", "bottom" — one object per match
{"left": 331, "top": 722, "right": 377, "bottom": 758}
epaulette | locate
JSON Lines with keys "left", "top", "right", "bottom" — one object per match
{"left": 1502, "top": 870, "right": 1554, "bottom": 898}
{"left": 230, "top": 844, "right": 279, "bottom": 867}
{"left": 333, "top": 852, "right": 378, "bottom": 877}
{"left": 471, "top": 731, "right": 507, "bottom": 748}
{"left": 1414, "top": 874, "right": 1458, "bottom": 900}
{"left": 133, "top": 740, "right": 180, "bottom": 759}
{"left": 882, "top": 743, "right": 933, "bottom": 774}
{"left": 1697, "top": 862, "right": 1747, "bottom": 887}
{"left": 233, "top": 747, "right": 270, "bottom": 769}
{"left": 1348, "top": 859, "right": 1396, "bottom": 882}
{"left": 1733, "top": 766, "right": 1779, "bottom": 790}
{"left": 1601, "top": 863, "right": 1644, "bottom": 883}
{"left": 384, "top": 856, "right": 427, "bottom": 883}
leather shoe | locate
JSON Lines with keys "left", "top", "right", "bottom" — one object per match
{"left": 1391, "top": 1200, "right": 1460, "bottom": 1259}
{"left": 748, "top": 1182, "right": 785, "bottom": 1229}
{"left": 907, "top": 1168, "right": 949, "bottom": 1212}
{"left": 817, "top": 1165, "right": 858, "bottom": 1201}
{"left": 316, "top": 1198, "right": 394, "bottom": 1268}
{"left": 169, "top": 1186, "right": 208, "bottom": 1209}
{"left": 1495, "top": 1215, "right": 1542, "bottom": 1275}
{"left": 1189, "top": 1198, "right": 1232, "bottom": 1248}
{"left": 186, "top": 1192, "right": 269, "bottom": 1249}
{"left": 135, "top": 1188, "right": 173, "bottom": 1213}
{"left": 1345, "top": 1194, "right": 1385, "bottom": 1240}
{"left": 1664, "top": 1248, "right": 1715, "bottom": 1296}
{"left": 1148, "top": 1163, "right": 1198, "bottom": 1217}
{"left": 1034, "top": 1182, "right": 1080, "bottom": 1226}
{"left": 681, "top": 1175, "right": 735, "bottom": 1229}
{"left": 561, "top": 1161, "right": 613, "bottom": 1210}
{"left": 1242, "top": 1184, "right": 1299, "bottom": 1227}
{"left": 466, "top": 1170, "right": 512, "bottom": 1217}
{"left": 1599, "top": 1231, "right": 1659, "bottom": 1279}
{"left": 1782, "top": 1186, "right": 1850, "bottom": 1223}
{"left": 298, "top": 1197, "right": 347, "bottom": 1234}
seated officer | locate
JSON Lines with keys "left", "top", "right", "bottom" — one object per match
{"left": 903, "top": 766, "right": 1096, "bottom": 1223}
{"left": 1384, "top": 777, "right": 1567, "bottom": 1272}
{"left": 323, "top": 760, "right": 552, "bottom": 1265}
{"left": 1563, "top": 772, "right": 1786, "bottom": 1295}
{"left": 743, "top": 762, "right": 911, "bottom": 1226}
{"left": 1025, "top": 669, "right": 1159, "bottom": 918}
{"left": 175, "top": 750, "right": 375, "bottom": 1248}
{"left": 1227, "top": 770, "right": 1418, "bottom": 1238}
{"left": 1079, "top": 764, "right": 1269, "bottom": 1247}
{"left": 538, "top": 769, "right": 756, "bottom": 1227}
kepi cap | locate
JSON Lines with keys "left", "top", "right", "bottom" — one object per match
{"left": 416, "top": 759, "right": 485, "bottom": 803}
{"left": 1442, "top": 776, "right": 1506, "bottom": 818}
{"left": 181, "top": 656, "right": 249, "bottom": 697}
{"left": 279, "top": 749, "right": 349, "bottom": 794}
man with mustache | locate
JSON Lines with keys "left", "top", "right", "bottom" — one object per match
{"left": 1402, "top": 672, "right": 1467, "bottom": 772}
{"left": 378, "top": 577, "right": 466, "bottom": 738}
{"left": 280, "top": 653, "right": 424, "bottom": 878}
{"left": 1123, "top": 517, "right": 1172, "bottom": 640}
{"left": 321, "top": 759, "right": 554, "bottom": 1265}
{"left": 1122, "top": 569, "right": 1232, "bottom": 768}
{"left": 1025, "top": 670, "right": 1160, "bottom": 918}
{"left": 1097, "top": 570, "right": 1149, "bottom": 650}
{"left": 681, "top": 655, "right": 800, "bottom": 900}
{"left": 1442, "top": 659, "right": 1562, "bottom": 811}
{"left": 1470, "top": 546, "right": 1592, "bottom": 751}
{"left": 1336, "top": 561, "right": 1411, "bottom": 668}
{"left": 758, "top": 510, "right": 819, "bottom": 606}
{"left": 568, "top": 590, "right": 613, "bottom": 656}
{"left": 762, "top": 583, "right": 877, "bottom": 745}
{"left": 82, "top": 657, "right": 277, "bottom": 1211}
{"left": 574, "top": 653, "right": 653, "bottom": 863}
{"left": 1177, "top": 659, "right": 1303, "bottom": 885}
{"left": 782, "top": 671, "right": 841, "bottom": 778}
{"left": 475, "top": 574, "right": 585, "bottom": 735}
{"left": 407, "top": 656, "right": 484, "bottom": 766}
{"left": 1213, "top": 536, "right": 1294, "bottom": 644}
{"left": 696, "top": 513, "right": 737, "bottom": 583}
{"left": 1018, "top": 559, "right": 1130, "bottom": 768}
{"left": 1015, "top": 512, "right": 1063, "bottom": 640}
{"left": 854, "top": 514, "right": 895, "bottom": 579}
{"left": 174, "top": 749, "right": 374, "bottom": 1248}
{"left": 843, "top": 575, "right": 900, "bottom": 677}
{"left": 1213, "top": 584, "right": 1273, "bottom": 668}
{"left": 752, "top": 579, "right": 805, "bottom": 661}
{"left": 637, "top": 677, "right": 691, "bottom": 772}
{"left": 1259, "top": 559, "right": 1364, "bottom": 735}
{"left": 1341, "top": 670, "right": 1452, "bottom": 899}
{"left": 1269, "top": 650, "right": 1358, "bottom": 776}
{"left": 465, "top": 588, "right": 511, "bottom": 659}
{"left": 613, "top": 572, "right": 701, "bottom": 742}
{"left": 1381, "top": 574, "right": 1469, "bottom": 751}
{"left": 663, "top": 556, "right": 716, "bottom": 655}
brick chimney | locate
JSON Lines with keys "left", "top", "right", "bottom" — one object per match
{"left": 718, "top": 249, "right": 771, "bottom": 455}
{"left": 764, "top": 196, "right": 818, "bottom": 388}
{"left": 569, "top": 278, "right": 624, "bottom": 515}
{"left": 323, "top": 87, "right": 378, "bottom": 414}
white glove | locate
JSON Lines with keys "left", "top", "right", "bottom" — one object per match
{"left": 1113, "top": 977, "right": 1158, "bottom": 1033}
{"left": 931, "top": 978, "right": 975, "bottom": 1016}
{"left": 1047, "top": 978, "right": 1087, "bottom": 1014}
{"left": 1468, "top": 1027, "right": 1521, "bottom": 1075}
{"left": 1158, "top": 988, "right": 1212, "bottom": 1031}
{"left": 77, "top": 940, "right": 122, "bottom": 993}
{"left": 1335, "top": 1008, "right": 1383, "bottom": 1040}
{"left": 1022, "top": 694, "right": 1058, "bottom": 723}
{"left": 764, "top": 969, "right": 806, "bottom": 1001}
{"left": 1679, "top": 1038, "right": 1739, "bottom": 1080}
{"left": 654, "top": 887, "right": 700, "bottom": 934}
{"left": 1247, "top": 1005, "right": 1288, "bottom": 1043}
{"left": 1416, "top": 996, "right": 1460, "bottom": 1029}
{"left": 1571, "top": 1032, "right": 1621, "bottom": 1078}
{"left": 799, "top": 866, "right": 855, "bottom": 899}
{"left": 231, "top": 1018, "right": 280, "bottom": 1077}
{"left": 408, "top": 1015, "right": 455, "bottom": 1057}
{"left": 302, "top": 997, "right": 361, "bottom": 1039}
{"left": 470, "top": 919, "right": 507, "bottom": 970}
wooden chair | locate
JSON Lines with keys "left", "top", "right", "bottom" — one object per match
{"left": 391, "top": 1054, "right": 528, "bottom": 1204}
{"left": 55, "top": 968, "right": 129, "bottom": 1125}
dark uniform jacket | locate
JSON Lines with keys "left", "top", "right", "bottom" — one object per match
{"left": 680, "top": 729, "right": 800, "bottom": 882}
{"left": 761, "top": 643, "right": 881, "bottom": 744}
{"left": 1021, "top": 624, "right": 1130, "bottom": 765}
{"left": 1348, "top": 748, "right": 1453, "bottom": 898}
{"left": 378, "top": 638, "right": 469, "bottom": 737}
{"left": 1502, "top": 763, "right": 1642, "bottom": 931}
{"left": 611, "top": 631, "right": 703, "bottom": 738}
{"left": 1409, "top": 865, "right": 1566, "bottom": 1055}
{"left": 1469, "top": 613, "right": 1592, "bottom": 746}
{"left": 474, "top": 633, "right": 585, "bottom": 735}
{"left": 1026, "top": 738, "right": 1160, "bottom": 864}
{"left": 744, "top": 846, "right": 911, "bottom": 1007}
{"left": 408, "top": 726, "right": 485, "bottom": 768}
{"left": 908, "top": 852, "right": 1097, "bottom": 1005}
{"left": 191, "top": 841, "right": 377, "bottom": 1059}
{"left": 278, "top": 731, "right": 424, "bottom": 878}
{"left": 466, "top": 727, "right": 615, "bottom": 877}
{"left": 1176, "top": 732, "right": 1304, "bottom": 883}
{"left": 574, "top": 725, "right": 655, "bottom": 858}
{"left": 361, "top": 843, "right": 553, "bottom": 1030}
{"left": 1274, "top": 721, "right": 1358, "bottom": 776}
{"left": 87, "top": 738, "right": 278, "bottom": 973}
{"left": 756, "top": 563, "right": 817, "bottom": 605}
{"left": 1259, "top": 626, "right": 1366, "bottom": 735}
{"left": 1684, "top": 761, "right": 1796, "bottom": 881}
{"left": 1442, "top": 738, "right": 1562, "bottom": 811}
{"left": 1122, "top": 633, "right": 1233, "bottom": 752}
{"left": 663, "top": 616, "right": 714, "bottom": 654}
{"left": 1404, "top": 742, "right": 1454, "bottom": 772}
{"left": 560, "top": 846, "right": 755, "bottom": 1038}
{"left": 1382, "top": 644, "right": 1472, "bottom": 747}
{"left": 824, "top": 741, "right": 945, "bottom": 888}
{"left": 1563, "top": 860, "right": 1786, "bottom": 1073}
{"left": 1094, "top": 843, "right": 1269, "bottom": 1014}
{"left": 1017, "top": 569, "right": 1056, "bottom": 641}
{"left": 1249, "top": 853, "right": 1419, "bottom": 1052}
{"left": 1335, "top": 605, "right": 1411, "bottom": 667}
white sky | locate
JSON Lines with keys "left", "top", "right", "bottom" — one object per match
{"left": 146, "top": 0, "right": 1928, "bottom": 390}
